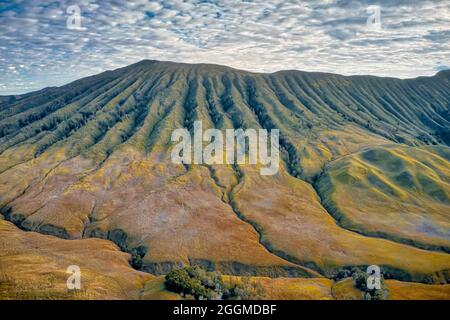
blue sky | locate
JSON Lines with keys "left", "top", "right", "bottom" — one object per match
{"left": 0, "top": 0, "right": 449, "bottom": 95}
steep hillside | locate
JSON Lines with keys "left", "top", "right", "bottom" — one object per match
{"left": 0, "top": 60, "right": 449, "bottom": 288}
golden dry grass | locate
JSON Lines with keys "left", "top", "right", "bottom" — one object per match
{"left": 141, "top": 276, "right": 184, "bottom": 300}
{"left": 331, "top": 278, "right": 364, "bottom": 300}
{"left": 386, "top": 280, "right": 450, "bottom": 300}
{"left": 0, "top": 219, "right": 151, "bottom": 299}
{"left": 223, "top": 276, "right": 334, "bottom": 300}
{"left": 233, "top": 165, "right": 450, "bottom": 280}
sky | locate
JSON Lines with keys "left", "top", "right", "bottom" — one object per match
{"left": 0, "top": 0, "right": 449, "bottom": 95}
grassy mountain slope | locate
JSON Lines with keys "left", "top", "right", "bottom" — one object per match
{"left": 318, "top": 145, "right": 450, "bottom": 251}
{"left": 0, "top": 61, "right": 449, "bottom": 292}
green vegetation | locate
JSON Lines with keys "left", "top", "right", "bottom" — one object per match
{"left": 352, "top": 270, "right": 388, "bottom": 300}
{"left": 165, "top": 266, "right": 265, "bottom": 300}
{"left": 129, "top": 247, "right": 144, "bottom": 270}
{"left": 332, "top": 267, "right": 389, "bottom": 300}
{"left": 318, "top": 145, "right": 450, "bottom": 252}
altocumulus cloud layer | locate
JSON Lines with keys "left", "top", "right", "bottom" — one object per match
{"left": 0, "top": 0, "right": 449, "bottom": 94}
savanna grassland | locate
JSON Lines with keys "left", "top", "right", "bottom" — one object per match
{"left": 0, "top": 60, "right": 449, "bottom": 299}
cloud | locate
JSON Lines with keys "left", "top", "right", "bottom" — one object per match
{"left": 0, "top": 0, "right": 449, "bottom": 94}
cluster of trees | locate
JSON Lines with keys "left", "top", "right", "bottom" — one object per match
{"left": 352, "top": 269, "right": 388, "bottom": 300}
{"left": 333, "top": 267, "right": 388, "bottom": 300}
{"left": 165, "top": 266, "right": 265, "bottom": 300}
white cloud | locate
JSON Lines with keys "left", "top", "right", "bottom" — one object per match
{"left": 0, "top": 0, "right": 449, "bottom": 95}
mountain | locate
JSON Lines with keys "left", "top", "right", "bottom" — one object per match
{"left": 0, "top": 60, "right": 449, "bottom": 298}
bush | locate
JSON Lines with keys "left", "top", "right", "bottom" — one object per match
{"left": 165, "top": 266, "right": 221, "bottom": 300}
{"left": 352, "top": 270, "right": 368, "bottom": 291}
{"left": 222, "top": 277, "right": 265, "bottom": 300}
{"left": 352, "top": 269, "right": 387, "bottom": 300}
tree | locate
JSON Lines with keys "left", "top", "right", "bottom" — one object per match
{"left": 352, "top": 269, "right": 388, "bottom": 300}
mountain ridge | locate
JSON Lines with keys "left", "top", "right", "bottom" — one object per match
{"left": 1, "top": 60, "right": 449, "bottom": 101}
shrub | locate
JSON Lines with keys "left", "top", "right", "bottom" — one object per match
{"left": 165, "top": 266, "right": 221, "bottom": 300}
{"left": 352, "top": 269, "right": 388, "bottom": 300}
{"left": 352, "top": 270, "right": 368, "bottom": 291}
{"left": 222, "top": 277, "right": 265, "bottom": 300}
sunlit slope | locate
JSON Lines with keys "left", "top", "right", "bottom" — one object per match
{"left": 0, "top": 217, "right": 151, "bottom": 299}
{"left": 332, "top": 277, "right": 450, "bottom": 300}
{"left": 222, "top": 275, "right": 334, "bottom": 300}
{"left": 140, "top": 275, "right": 450, "bottom": 300}
{"left": 317, "top": 145, "right": 450, "bottom": 251}
{"left": 1, "top": 61, "right": 448, "bottom": 179}
{"left": 385, "top": 279, "right": 450, "bottom": 300}
{"left": 0, "top": 60, "right": 449, "bottom": 283}
{"left": 232, "top": 166, "right": 450, "bottom": 282}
